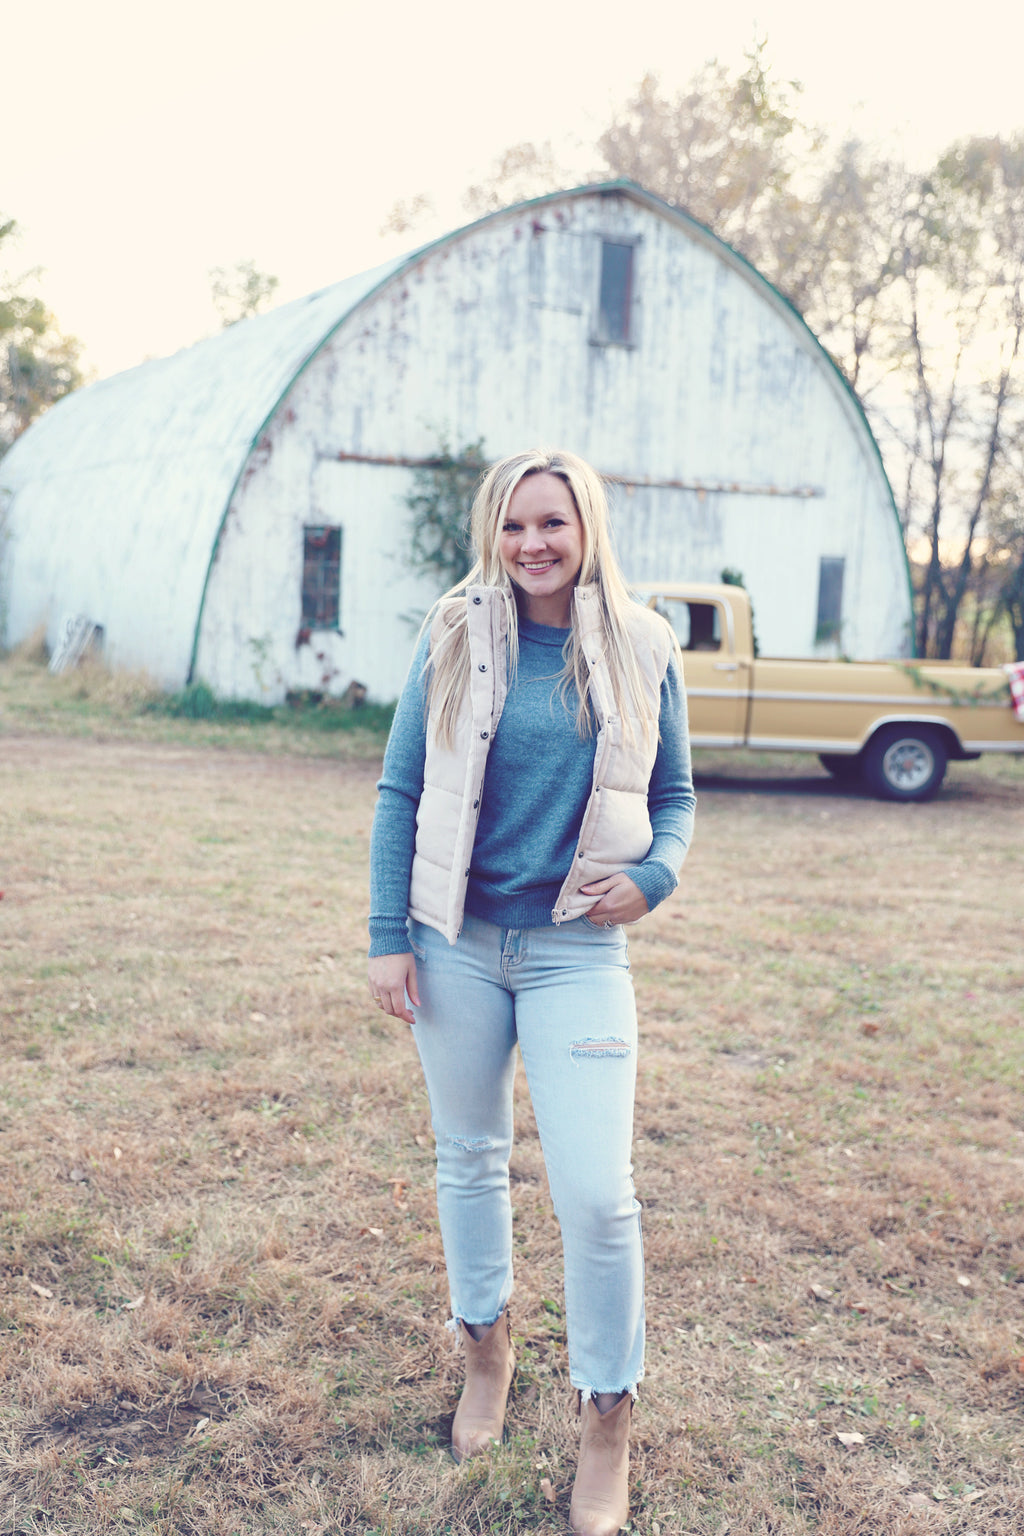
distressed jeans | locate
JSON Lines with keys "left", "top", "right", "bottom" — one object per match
{"left": 407, "top": 911, "right": 644, "bottom": 1398}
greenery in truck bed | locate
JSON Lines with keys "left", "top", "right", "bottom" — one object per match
{"left": 893, "top": 661, "right": 1012, "bottom": 708}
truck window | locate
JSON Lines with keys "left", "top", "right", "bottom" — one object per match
{"left": 654, "top": 599, "right": 722, "bottom": 651}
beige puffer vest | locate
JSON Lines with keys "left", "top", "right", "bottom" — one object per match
{"left": 408, "top": 584, "right": 675, "bottom": 944}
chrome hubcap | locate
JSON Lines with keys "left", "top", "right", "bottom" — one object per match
{"left": 882, "top": 738, "right": 934, "bottom": 791}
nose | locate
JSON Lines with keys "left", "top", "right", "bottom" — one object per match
{"left": 521, "top": 524, "right": 546, "bottom": 553}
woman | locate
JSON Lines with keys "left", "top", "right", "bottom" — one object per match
{"left": 368, "top": 448, "right": 695, "bottom": 1535}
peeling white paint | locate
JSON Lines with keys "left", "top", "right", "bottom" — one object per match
{"left": 1, "top": 183, "right": 912, "bottom": 703}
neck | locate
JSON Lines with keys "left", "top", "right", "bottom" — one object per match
{"left": 517, "top": 589, "right": 574, "bottom": 628}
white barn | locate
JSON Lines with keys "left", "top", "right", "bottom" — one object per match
{"left": 0, "top": 182, "right": 913, "bottom": 703}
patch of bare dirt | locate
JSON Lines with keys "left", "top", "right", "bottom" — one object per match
{"left": 24, "top": 1384, "right": 239, "bottom": 1461}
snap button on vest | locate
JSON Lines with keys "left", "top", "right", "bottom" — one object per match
{"left": 480, "top": 730, "right": 489, "bottom": 739}
{"left": 478, "top": 663, "right": 487, "bottom": 671}
{"left": 472, "top": 595, "right": 482, "bottom": 604}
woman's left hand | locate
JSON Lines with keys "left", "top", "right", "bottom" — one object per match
{"left": 580, "top": 872, "right": 649, "bottom": 926}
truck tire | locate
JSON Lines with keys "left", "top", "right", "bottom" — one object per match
{"left": 819, "top": 752, "right": 863, "bottom": 784}
{"left": 862, "top": 725, "right": 948, "bottom": 802}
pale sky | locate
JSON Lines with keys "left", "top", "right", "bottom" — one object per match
{"left": 6, "top": 0, "right": 1024, "bottom": 381}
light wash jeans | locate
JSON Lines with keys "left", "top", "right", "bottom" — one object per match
{"left": 407, "top": 911, "right": 644, "bottom": 1399}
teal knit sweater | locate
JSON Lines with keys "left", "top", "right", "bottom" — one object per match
{"left": 368, "top": 613, "right": 696, "bottom": 957}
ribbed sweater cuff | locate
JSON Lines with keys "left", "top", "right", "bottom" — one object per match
{"left": 630, "top": 859, "right": 678, "bottom": 914}
{"left": 368, "top": 917, "right": 412, "bottom": 958}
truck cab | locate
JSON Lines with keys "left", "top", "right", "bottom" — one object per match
{"left": 644, "top": 584, "right": 751, "bottom": 748}
{"left": 638, "top": 582, "right": 1024, "bottom": 801}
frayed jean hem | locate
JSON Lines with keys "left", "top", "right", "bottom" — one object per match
{"left": 445, "top": 1304, "right": 507, "bottom": 1334}
{"left": 578, "top": 1382, "right": 641, "bottom": 1405}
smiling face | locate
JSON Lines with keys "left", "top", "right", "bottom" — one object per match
{"left": 498, "top": 471, "right": 584, "bottom": 627}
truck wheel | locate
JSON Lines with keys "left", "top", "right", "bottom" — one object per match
{"left": 862, "top": 725, "right": 948, "bottom": 802}
{"left": 819, "top": 752, "right": 862, "bottom": 784}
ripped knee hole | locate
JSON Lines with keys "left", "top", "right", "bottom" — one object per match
{"left": 446, "top": 1134, "right": 494, "bottom": 1152}
{"left": 569, "top": 1038, "right": 631, "bottom": 1061}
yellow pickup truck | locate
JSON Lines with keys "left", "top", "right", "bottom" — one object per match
{"left": 645, "top": 583, "right": 1024, "bottom": 802}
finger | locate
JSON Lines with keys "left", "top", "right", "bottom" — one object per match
{"left": 407, "top": 959, "right": 420, "bottom": 1008}
{"left": 585, "top": 905, "right": 615, "bottom": 925}
{"left": 384, "top": 988, "right": 415, "bottom": 1025}
{"left": 580, "top": 878, "right": 615, "bottom": 895}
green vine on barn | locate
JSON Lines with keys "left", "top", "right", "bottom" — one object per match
{"left": 404, "top": 435, "right": 488, "bottom": 594}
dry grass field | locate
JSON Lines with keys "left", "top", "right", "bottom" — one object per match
{"left": 2, "top": 655, "right": 1023, "bottom": 1535}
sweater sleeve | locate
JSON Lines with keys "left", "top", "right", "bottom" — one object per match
{"left": 627, "top": 652, "right": 696, "bottom": 914}
{"left": 367, "top": 630, "right": 431, "bottom": 957}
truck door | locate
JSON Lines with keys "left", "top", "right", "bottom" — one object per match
{"left": 651, "top": 596, "right": 748, "bottom": 746}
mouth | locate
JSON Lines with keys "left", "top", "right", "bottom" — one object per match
{"left": 520, "top": 560, "right": 557, "bottom": 574}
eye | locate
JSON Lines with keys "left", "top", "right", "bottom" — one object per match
{"left": 545, "top": 518, "right": 566, "bottom": 528}
{"left": 502, "top": 521, "right": 521, "bottom": 533}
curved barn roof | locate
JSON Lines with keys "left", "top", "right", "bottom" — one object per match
{"left": 0, "top": 250, "right": 414, "bottom": 682}
{"left": 1, "top": 181, "right": 906, "bottom": 684}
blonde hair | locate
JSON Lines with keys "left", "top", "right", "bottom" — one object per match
{"left": 423, "top": 448, "right": 664, "bottom": 749}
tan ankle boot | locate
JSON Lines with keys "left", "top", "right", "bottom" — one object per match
{"left": 569, "top": 1392, "right": 632, "bottom": 1535}
{"left": 451, "top": 1311, "right": 515, "bottom": 1462}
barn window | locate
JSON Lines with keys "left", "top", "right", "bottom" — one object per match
{"left": 596, "top": 240, "right": 635, "bottom": 345}
{"left": 815, "top": 556, "right": 845, "bottom": 644}
{"left": 302, "top": 526, "right": 342, "bottom": 629}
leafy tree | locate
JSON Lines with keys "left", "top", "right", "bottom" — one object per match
{"left": 884, "top": 137, "right": 1024, "bottom": 657}
{"left": 979, "top": 432, "right": 1024, "bottom": 660}
{"left": 462, "top": 142, "right": 570, "bottom": 218}
{"left": 379, "top": 192, "right": 437, "bottom": 238}
{"left": 782, "top": 140, "right": 912, "bottom": 393}
{"left": 209, "top": 259, "right": 279, "bottom": 327}
{"left": 453, "top": 42, "right": 811, "bottom": 287}
{"left": 1, "top": 216, "right": 83, "bottom": 455}
{"left": 997, "top": 527, "right": 1024, "bottom": 661}
{"left": 596, "top": 44, "right": 811, "bottom": 289}
{"left": 380, "top": 143, "right": 570, "bottom": 242}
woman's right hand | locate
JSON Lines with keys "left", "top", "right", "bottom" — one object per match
{"left": 368, "top": 952, "right": 420, "bottom": 1025}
